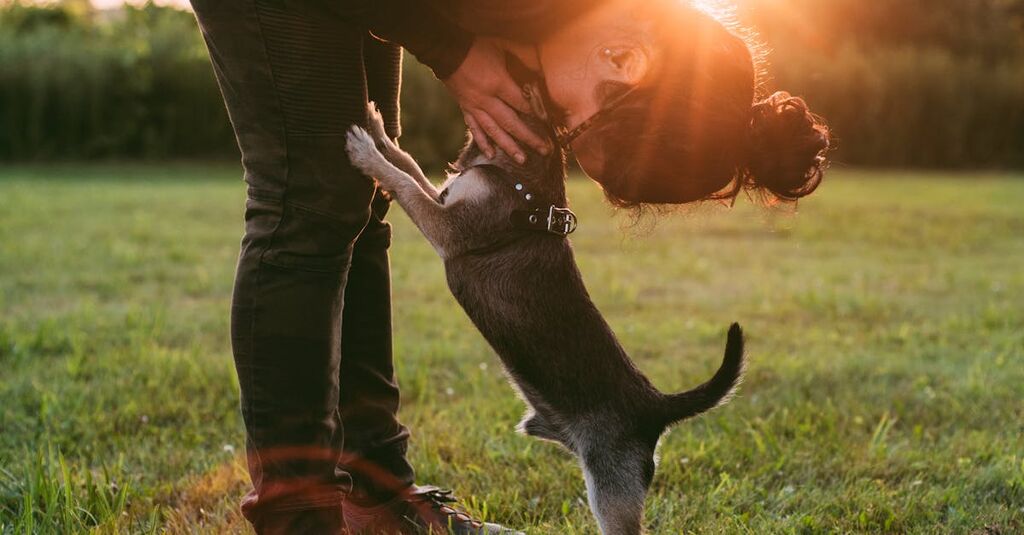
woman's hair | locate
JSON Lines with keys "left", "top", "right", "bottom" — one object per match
{"left": 588, "top": 4, "right": 831, "bottom": 206}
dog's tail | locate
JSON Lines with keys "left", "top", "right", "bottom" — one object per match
{"left": 659, "top": 323, "right": 745, "bottom": 427}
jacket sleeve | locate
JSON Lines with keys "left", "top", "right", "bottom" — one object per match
{"left": 339, "top": 0, "right": 474, "bottom": 79}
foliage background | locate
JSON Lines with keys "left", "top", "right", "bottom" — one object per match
{"left": 0, "top": 0, "right": 1022, "bottom": 170}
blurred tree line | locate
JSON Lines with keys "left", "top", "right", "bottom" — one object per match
{"left": 0, "top": 0, "right": 1021, "bottom": 170}
{"left": 736, "top": 0, "right": 1024, "bottom": 168}
{"left": 0, "top": 0, "right": 464, "bottom": 168}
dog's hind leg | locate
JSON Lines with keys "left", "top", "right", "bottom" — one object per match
{"left": 579, "top": 443, "right": 654, "bottom": 535}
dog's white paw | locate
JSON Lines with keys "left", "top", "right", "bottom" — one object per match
{"left": 365, "top": 101, "right": 388, "bottom": 142}
{"left": 346, "top": 126, "right": 384, "bottom": 173}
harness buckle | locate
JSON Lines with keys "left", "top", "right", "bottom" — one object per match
{"left": 547, "top": 206, "right": 578, "bottom": 236}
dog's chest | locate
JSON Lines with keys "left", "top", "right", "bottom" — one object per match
{"left": 439, "top": 172, "right": 496, "bottom": 206}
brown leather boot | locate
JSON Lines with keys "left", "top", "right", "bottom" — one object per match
{"left": 343, "top": 485, "right": 524, "bottom": 534}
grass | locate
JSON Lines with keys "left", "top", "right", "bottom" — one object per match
{"left": 1, "top": 163, "right": 1022, "bottom": 534}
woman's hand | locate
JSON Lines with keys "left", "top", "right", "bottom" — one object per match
{"left": 443, "top": 38, "right": 550, "bottom": 163}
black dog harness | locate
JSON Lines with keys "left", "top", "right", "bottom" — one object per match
{"left": 472, "top": 164, "right": 578, "bottom": 237}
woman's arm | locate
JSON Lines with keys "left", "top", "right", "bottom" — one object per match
{"left": 339, "top": 0, "right": 473, "bottom": 79}
{"left": 336, "top": 0, "right": 549, "bottom": 160}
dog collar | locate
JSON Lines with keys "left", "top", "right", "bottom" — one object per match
{"left": 510, "top": 205, "right": 578, "bottom": 236}
{"left": 505, "top": 178, "right": 578, "bottom": 237}
{"left": 471, "top": 164, "right": 578, "bottom": 237}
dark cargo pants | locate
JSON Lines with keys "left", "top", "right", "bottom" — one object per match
{"left": 191, "top": 0, "right": 414, "bottom": 532}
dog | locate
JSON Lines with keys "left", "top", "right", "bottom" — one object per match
{"left": 345, "top": 102, "right": 744, "bottom": 535}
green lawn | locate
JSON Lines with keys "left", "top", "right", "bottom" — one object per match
{"left": 1, "top": 164, "right": 1022, "bottom": 534}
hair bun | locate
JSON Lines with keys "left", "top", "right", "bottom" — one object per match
{"left": 744, "top": 91, "right": 831, "bottom": 201}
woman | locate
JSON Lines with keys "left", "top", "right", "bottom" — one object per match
{"left": 434, "top": 0, "right": 830, "bottom": 206}
{"left": 190, "top": 0, "right": 829, "bottom": 533}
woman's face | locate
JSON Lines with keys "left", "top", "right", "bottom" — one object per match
{"left": 535, "top": 0, "right": 655, "bottom": 181}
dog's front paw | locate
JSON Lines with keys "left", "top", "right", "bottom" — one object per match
{"left": 365, "top": 101, "right": 388, "bottom": 143}
{"left": 346, "top": 126, "right": 386, "bottom": 174}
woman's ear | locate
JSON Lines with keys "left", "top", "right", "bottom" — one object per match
{"left": 599, "top": 45, "right": 651, "bottom": 86}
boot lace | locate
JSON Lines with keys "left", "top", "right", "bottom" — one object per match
{"left": 410, "top": 486, "right": 484, "bottom": 529}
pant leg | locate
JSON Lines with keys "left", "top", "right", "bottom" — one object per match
{"left": 363, "top": 36, "right": 403, "bottom": 140}
{"left": 338, "top": 190, "right": 417, "bottom": 504}
{"left": 336, "top": 37, "right": 416, "bottom": 505}
{"left": 191, "top": 0, "right": 374, "bottom": 532}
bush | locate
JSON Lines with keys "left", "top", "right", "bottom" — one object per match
{"left": 0, "top": 3, "right": 236, "bottom": 159}
{"left": 770, "top": 44, "right": 1024, "bottom": 168}
{"left": 398, "top": 57, "right": 468, "bottom": 170}
{"left": 738, "top": 0, "right": 1024, "bottom": 169}
{"left": 0, "top": 2, "right": 468, "bottom": 169}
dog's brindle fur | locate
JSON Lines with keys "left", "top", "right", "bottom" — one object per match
{"left": 346, "top": 103, "right": 744, "bottom": 535}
